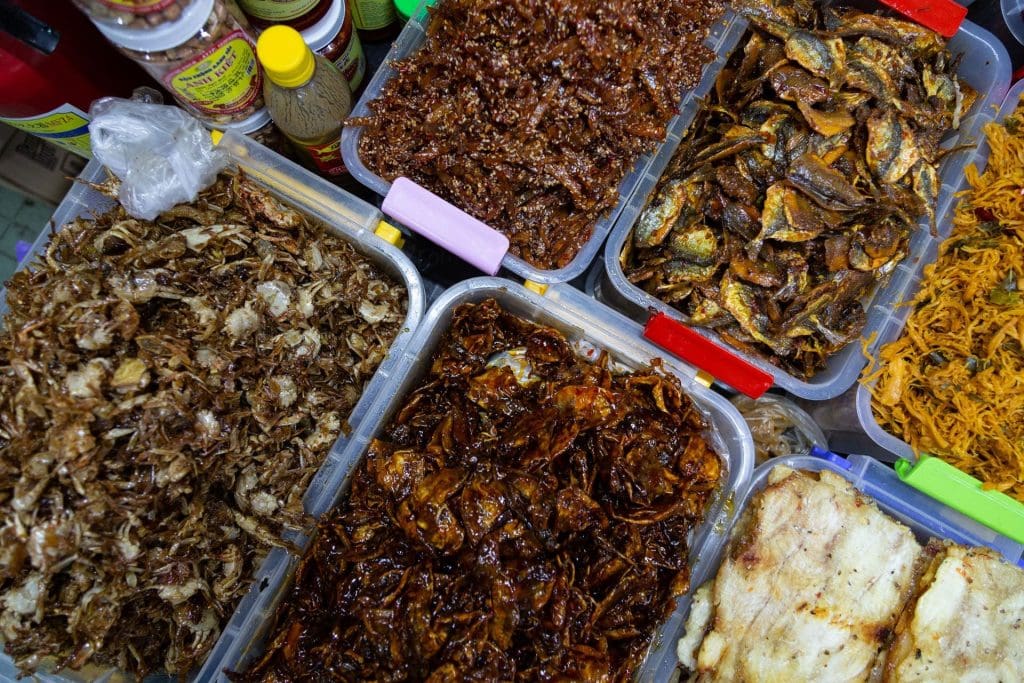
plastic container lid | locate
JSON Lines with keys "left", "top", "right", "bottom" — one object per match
{"left": 301, "top": 0, "right": 345, "bottom": 51}
{"left": 91, "top": 0, "right": 214, "bottom": 52}
{"left": 1002, "top": 0, "right": 1024, "bottom": 45}
{"left": 394, "top": 0, "right": 434, "bottom": 23}
{"left": 258, "top": 25, "right": 315, "bottom": 88}
{"left": 208, "top": 106, "right": 272, "bottom": 134}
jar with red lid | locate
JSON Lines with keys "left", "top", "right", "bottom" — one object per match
{"left": 301, "top": 0, "right": 365, "bottom": 93}
{"left": 236, "top": 0, "right": 331, "bottom": 29}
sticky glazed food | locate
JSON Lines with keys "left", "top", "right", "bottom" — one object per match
{"left": 620, "top": 0, "right": 974, "bottom": 379}
{"left": 235, "top": 299, "right": 725, "bottom": 681}
{"left": 354, "top": 0, "right": 728, "bottom": 270}
{"left": 0, "top": 173, "right": 407, "bottom": 677}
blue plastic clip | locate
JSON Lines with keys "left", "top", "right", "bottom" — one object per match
{"left": 15, "top": 240, "right": 31, "bottom": 263}
{"left": 810, "top": 446, "right": 852, "bottom": 470}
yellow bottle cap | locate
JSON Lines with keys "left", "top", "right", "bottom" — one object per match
{"left": 257, "top": 25, "right": 315, "bottom": 89}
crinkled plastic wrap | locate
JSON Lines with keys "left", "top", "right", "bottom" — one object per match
{"left": 88, "top": 99, "right": 226, "bottom": 220}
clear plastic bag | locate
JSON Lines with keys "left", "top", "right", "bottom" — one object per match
{"left": 88, "top": 98, "right": 226, "bottom": 220}
{"left": 731, "top": 394, "right": 828, "bottom": 464}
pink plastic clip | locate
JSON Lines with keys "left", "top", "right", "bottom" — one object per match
{"left": 382, "top": 178, "right": 510, "bottom": 275}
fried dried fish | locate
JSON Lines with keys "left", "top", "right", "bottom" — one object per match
{"left": 234, "top": 299, "right": 723, "bottom": 682}
{"left": 0, "top": 173, "right": 407, "bottom": 677}
{"left": 622, "top": 0, "right": 970, "bottom": 379}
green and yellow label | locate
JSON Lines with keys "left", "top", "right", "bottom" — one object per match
{"left": 165, "top": 30, "right": 262, "bottom": 117}
{"left": 0, "top": 105, "right": 92, "bottom": 157}
{"left": 237, "top": 0, "right": 319, "bottom": 21}
{"left": 350, "top": 0, "right": 395, "bottom": 30}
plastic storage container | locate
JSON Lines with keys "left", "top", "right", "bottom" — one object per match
{"left": 340, "top": 8, "right": 742, "bottom": 284}
{"left": 0, "top": 130, "right": 426, "bottom": 683}
{"left": 672, "top": 450, "right": 1024, "bottom": 682}
{"left": 198, "top": 277, "right": 756, "bottom": 682}
{"left": 598, "top": 13, "right": 1011, "bottom": 401}
{"left": 856, "top": 77, "right": 1024, "bottom": 460}
{"left": 72, "top": 0, "right": 197, "bottom": 29}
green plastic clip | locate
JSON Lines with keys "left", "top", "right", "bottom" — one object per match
{"left": 894, "top": 455, "right": 1024, "bottom": 545}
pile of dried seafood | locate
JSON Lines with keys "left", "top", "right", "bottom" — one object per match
{"left": 235, "top": 299, "right": 723, "bottom": 681}
{"left": 355, "top": 0, "right": 727, "bottom": 270}
{"left": 0, "top": 173, "right": 406, "bottom": 677}
{"left": 621, "top": 0, "right": 974, "bottom": 378}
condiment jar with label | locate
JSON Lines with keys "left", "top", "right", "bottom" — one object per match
{"left": 72, "top": 0, "right": 195, "bottom": 29}
{"left": 301, "top": 0, "right": 365, "bottom": 93}
{"left": 347, "top": 0, "right": 397, "bottom": 41}
{"left": 236, "top": 0, "right": 331, "bottom": 29}
{"left": 257, "top": 25, "right": 352, "bottom": 181}
{"left": 92, "top": 0, "right": 264, "bottom": 125}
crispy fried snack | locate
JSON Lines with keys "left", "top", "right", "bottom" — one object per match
{"left": 0, "top": 173, "right": 406, "bottom": 677}
{"left": 355, "top": 0, "right": 727, "bottom": 270}
{"left": 236, "top": 299, "right": 723, "bottom": 681}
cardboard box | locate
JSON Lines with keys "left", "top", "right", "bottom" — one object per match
{"left": 0, "top": 122, "right": 86, "bottom": 205}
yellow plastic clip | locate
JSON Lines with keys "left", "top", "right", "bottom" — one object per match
{"left": 695, "top": 370, "right": 715, "bottom": 388}
{"left": 375, "top": 221, "right": 405, "bottom": 249}
{"left": 524, "top": 280, "right": 548, "bottom": 296}
{"left": 210, "top": 129, "right": 224, "bottom": 146}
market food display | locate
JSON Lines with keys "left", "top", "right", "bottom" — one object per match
{"left": 678, "top": 466, "right": 923, "bottom": 681}
{"left": 864, "top": 106, "right": 1024, "bottom": 503}
{"left": 884, "top": 544, "right": 1024, "bottom": 682}
{"left": 620, "top": 0, "right": 975, "bottom": 379}
{"left": 0, "top": 173, "right": 407, "bottom": 677}
{"left": 353, "top": 0, "right": 728, "bottom": 270}
{"left": 678, "top": 466, "right": 1024, "bottom": 682}
{"left": 234, "top": 299, "right": 725, "bottom": 681}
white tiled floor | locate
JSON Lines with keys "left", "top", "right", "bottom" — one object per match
{"left": 0, "top": 186, "right": 52, "bottom": 284}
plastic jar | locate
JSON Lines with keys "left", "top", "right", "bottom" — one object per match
{"left": 236, "top": 0, "right": 331, "bottom": 29}
{"left": 301, "top": 0, "right": 365, "bottom": 93}
{"left": 348, "top": 0, "right": 397, "bottom": 41}
{"left": 93, "top": 0, "right": 264, "bottom": 125}
{"left": 71, "top": 0, "right": 196, "bottom": 29}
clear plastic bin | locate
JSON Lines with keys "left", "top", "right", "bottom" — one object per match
{"left": 0, "top": 131, "right": 426, "bottom": 683}
{"left": 674, "top": 451, "right": 1024, "bottom": 681}
{"left": 340, "top": 7, "right": 744, "bottom": 284}
{"left": 201, "top": 277, "right": 755, "bottom": 682}
{"left": 856, "top": 77, "right": 1024, "bottom": 460}
{"left": 598, "top": 15, "right": 1011, "bottom": 400}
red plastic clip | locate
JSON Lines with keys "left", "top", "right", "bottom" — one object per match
{"left": 643, "top": 313, "right": 773, "bottom": 399}
{"left": 877, "top": 0, "right": 966, "bottom": 38}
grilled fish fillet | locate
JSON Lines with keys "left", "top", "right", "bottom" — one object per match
{"left": 680, "top": 466, "right": 923, "bottom": 682}
{"left": 883, "top": 544, "right": 1024, "bottom": 682}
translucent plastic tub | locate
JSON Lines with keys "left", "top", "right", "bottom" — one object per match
{"left": 0, "top": 131, "right": 426, "bottom": 683}
{"left": 202, "top": 277, "right": 755, "bottom": 683}
{"left": 340, "top": 7, "right": 745, "bottom": 284}
{"left": 673, "top": 450, "right": 1024, "bottom": 681}
{"left": 598, "top": 15, "right": 1011, "bottom": 400}
{"left": 856, "top": 78, "right": 1024, "bottom": 460}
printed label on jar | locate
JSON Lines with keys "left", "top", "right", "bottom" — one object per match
{"left": 349, "top": 0, "right": 395, "bottom": 30}
{"left": 97, "top": 0, "right": 177, "bottom": 12}
{"left": 305, "top": 138, "right": 347, "bottom": 176}
{"left": 164, "top": 30, "right": 262, "bottom": 117}
{"left": 237, "top": 0, "right": 319, "bottom": 21}
{"left": 0, "top": 104, "right": 92, "bottom": 157}
{"left": 334, "top": 31, "right": 366, "bottom": 91}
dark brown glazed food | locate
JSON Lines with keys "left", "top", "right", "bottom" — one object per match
{"left": 235, "top": 299, "right": 724, "bottom": 681}
{"left": 0, "top": 174, "right": 406, "bottom": 677}
{"left": 620, "top": 0, "right": 974, "bottom": 379}
{"left": 354, "top": 0, "right": 727, "bottom": 270}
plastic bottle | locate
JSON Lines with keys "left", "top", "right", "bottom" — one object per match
{"left": 236, "top": 0, "right": 331, "bottom": 29}
{"left": 257, "top": 25, "right": 351, "bottom": 181}
{"left": 347, "top": 0, "right": 397, "bottom": 41}
{"left": 300, "top": 0, "right": 365, "bottom": 93}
